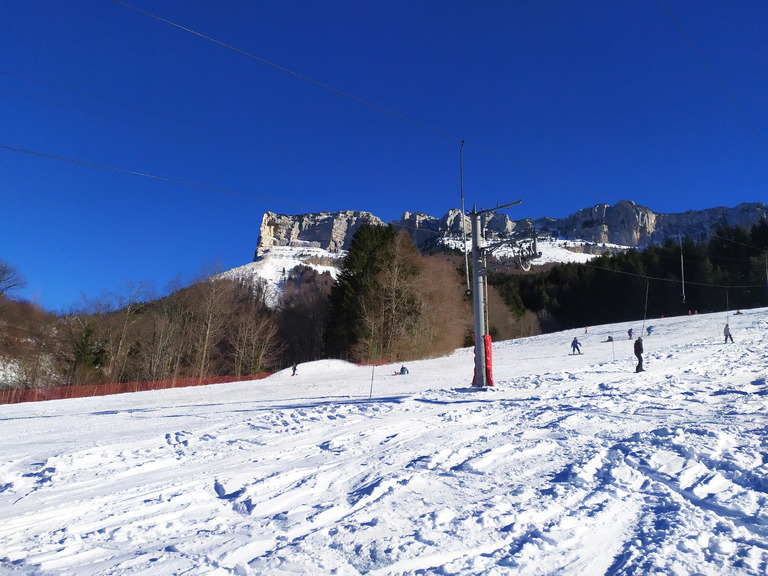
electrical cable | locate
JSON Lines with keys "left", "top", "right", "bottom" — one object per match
{"left": 0, "top": 142, "right": 464, "bottom": 244}
{"left": 0, "top": 144, "right": 317, "bottom": 210}
{"left": 109, "top": 0, "right": 608, "bottom": 198}
{"left": 110, "top": 0, "right": 460, "bottom": 145}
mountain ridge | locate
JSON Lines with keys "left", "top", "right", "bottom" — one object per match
{"left": 255, "top": 200, "right": 768, "bottom": 257}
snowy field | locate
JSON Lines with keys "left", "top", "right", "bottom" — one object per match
{"left": 1, "top": 308, "right": 766, "bottom": 575}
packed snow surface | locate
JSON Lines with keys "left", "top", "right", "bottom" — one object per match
{"left": 1, "top": 309, "right": 767, "bottom": 575}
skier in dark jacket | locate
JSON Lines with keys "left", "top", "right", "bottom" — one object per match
{"left": 634, "top": 336, "right": 644, "bottom": 372}
{"left": 571, "top": 337, "right": 582, "bottom": 355}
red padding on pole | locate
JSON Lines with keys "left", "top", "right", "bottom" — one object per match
{"left": 484, "top": 334, "right": 495, "bottom": 387}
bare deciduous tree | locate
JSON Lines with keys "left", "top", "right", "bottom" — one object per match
{"left": 0, "top": 260, "right": 25, "bottom": 296}
{"left": 103, "top": 281, "right": 152, "bottom": 383}
{"left": 231, "top": 308, "right": 282, "bottom": 377}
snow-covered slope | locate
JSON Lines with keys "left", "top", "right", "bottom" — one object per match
{"left": 222, "top": 238, "right": 621, "bottom": 306}
{"left": 1, "top": 308, "right": 766, "bottom": 575}
{"left": 220, "top": 246, "right": 342, "bottom": 306}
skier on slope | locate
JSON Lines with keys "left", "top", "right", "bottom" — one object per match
{"left": 571, "top": 337, "right": 582, "bottom": 355}
{"left": 724, "top": 324, "right": 734, "bottom": 343}
{"left": 634, "top": 336, "right": 644, "bottom": 372}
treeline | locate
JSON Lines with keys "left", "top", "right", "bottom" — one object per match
{"left": 0, "top": 276, "right": 284, "bottom": 389}
{"left": 9, "top": 218, "right": 762, "bottom": 391}
{"left": 489, "top": 221, "right": 768, "bottom": 330}
{"left": 2, "top": 223, "right": 540, "bottom": 390}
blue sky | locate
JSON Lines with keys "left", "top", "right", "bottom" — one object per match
{"left": 2, "top": 1, "right": 767, "bottom": 312}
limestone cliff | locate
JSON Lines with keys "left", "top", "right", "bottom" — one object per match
{"left": 254, "top": 202, "right": 768, "bottom": 258}
{"left": 255, "top": 211, "right": 383, "bottom": 258}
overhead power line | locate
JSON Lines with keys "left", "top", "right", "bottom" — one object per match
{"left": 110, "top": 0, "right": 460, "bottom": 145}
{"left": 0, "top": 144, "right": 315, "bottom": 209}
{"left": 0, "top": 143, "right": 454, "bottom": 241}
{"left": 110, "top": 0, "right": 603, "bottom": 198}
{"left": 6, "top": 136, "right": 762, "bottom": 285}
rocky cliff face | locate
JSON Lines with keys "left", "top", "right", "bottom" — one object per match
{"left": 254, "top": 202, "right": 768, "bottom": 257}
{"left": 545, "top": 201, "right": 768, "bottom": 246}
{"left": 255, "top": 211, "right": 383, "bottom": 258}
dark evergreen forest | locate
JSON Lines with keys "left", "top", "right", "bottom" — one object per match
{"left": 489, "top": 221, "right": 768, "bottom": 331}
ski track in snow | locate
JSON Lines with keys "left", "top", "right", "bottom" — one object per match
{"left": 0, "top": 310, "right": 767, "bottom": 575}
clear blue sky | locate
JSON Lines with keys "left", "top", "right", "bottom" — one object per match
{"left": 2, "top": 1, "right": 766, "bottom": 312}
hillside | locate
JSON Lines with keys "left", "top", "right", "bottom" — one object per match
{"left": 226, "top": 200, "right": 767, "bottom": 307}
{"left": 1, "top": 308, "right": 766, "bottom": 575}
{"left": 221, "top": 237, "right": 609, "bottom": 307}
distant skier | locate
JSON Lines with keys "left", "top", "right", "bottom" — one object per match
{"left": 634, "top": 336, "right": 644, "bottom": 372}
{"left": 628, "top": 328, "right": 634, "bottom": 340}
{"left": 646, "top": 326, "right": 653, "bottom": 336}
{"left": 571, "top": 337, "right": 582, "bottom": 355}
{"left": 399, "top": 365, "right": 409, "bottom": 375}
{"left": 292, "top": 363, "right": 297, "bottom": 376}
{"left": 724, "top": 324, "right": 734, "bottom": 343}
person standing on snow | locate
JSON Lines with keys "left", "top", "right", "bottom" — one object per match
{"left": 628, "top": 328, "right": 634, "bottom": 340}
{"left": 724, "top": 324, "right": 734, "bottom": 343}
{"left": 571, "top": 337, "right": 582, "bottom": 355}
{"left": 634, "top": 336, "right": 644, "bottom": 372}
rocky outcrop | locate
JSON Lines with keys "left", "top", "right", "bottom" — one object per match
{"left": 255, "top": 211, "right": 383, "bottom": 258}
{"left": 545, "top": 201, "right": 768, "bottom": 246}
{"left": 254, "top": 202, "right": 768, "bottom": 257}
{"left": 554, "top": 200, "right": 658, "bottom": 246}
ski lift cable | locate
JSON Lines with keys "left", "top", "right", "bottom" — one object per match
{"left": 0, "top": 144, "right": 316, "bottom": 208}
{"left": 581, "top": 261, "right": 765, "bottom": 290}
{"left": 680, "top": 235, "right": 686, "bottom": 303}
{"left": 0, "top": 142, "right": 477, "bottom": 249}
{"left": 111, "top": 1, "right": 614, "bottom": 199}
{"left": 110, "top": 0, "right": 461, "bottom": 146}
{"left": 642, "top": 280, "right": 649, "bottom": 332}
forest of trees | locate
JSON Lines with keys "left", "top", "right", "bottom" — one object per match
{"left": 0, "top": 273, "right": 284, "bottom": 389}
{"left": 0, "top": 224, "right": 481, "bottom": 390}
{"left": 489, "top": 221, "right": 768, "bottom": 330}
{"left": 1, "top": 219, "right": 766, "bottom": 391}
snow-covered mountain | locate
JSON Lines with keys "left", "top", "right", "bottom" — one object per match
{"left": 2, "top": 308, "right": 766, "bottom": 574}
{"left": 222, "top": 200, "right": 767, "bottom": 306}
{"left": 255, "top": 201, "right": 768, "bottom": 255}
{"left": 221, "top": 237, "right": 615, "bottom": 307}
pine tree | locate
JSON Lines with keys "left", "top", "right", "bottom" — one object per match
{"left": 325, "top": 222, "right": 395, "bottom": 360}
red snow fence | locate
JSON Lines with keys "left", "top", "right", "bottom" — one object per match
{"left": 0, "top": 373, "right": 271, "bottom": 405}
